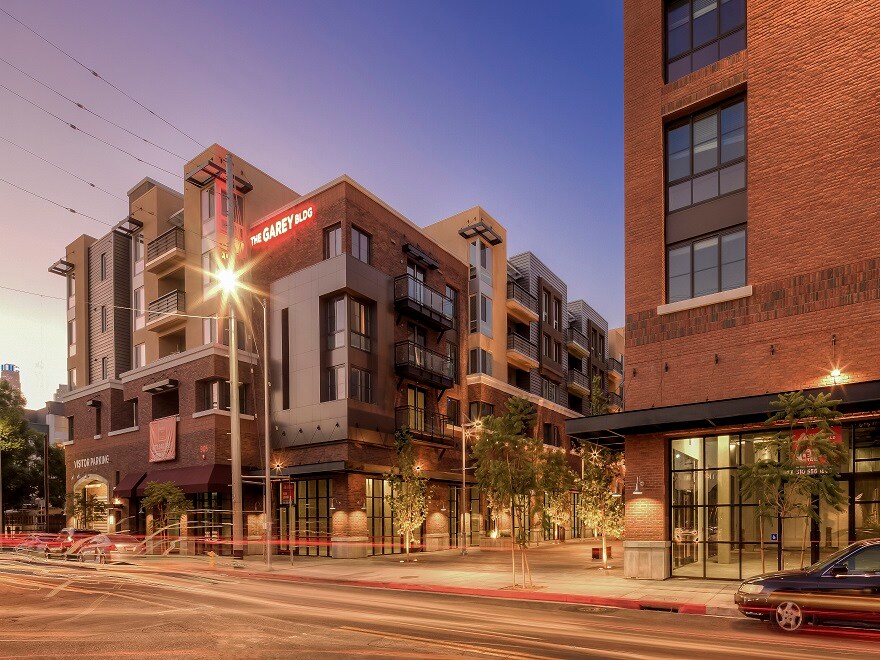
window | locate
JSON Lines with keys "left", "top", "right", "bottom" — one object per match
{"left": 203, "top": 315, "right": 219, "bottom": 344}
{"left": 480, "top": 294, "right": 492, "bottom": 329}
{"left": 542, "top": 378, "right": 558, "bottom": 403}
{"left": 100, "top": 252, "right": 107, "bottom": 280}
{"left": 67, "top": 415, "right": 74, "bottom": 441}
{"left": 666, "top": 0, "right": 746, "bottom": 82}
{"left": 667, "top": 227, "right": 746, "bottom": 302}
{"left": 202, "top": 187, "right": 216, "bottom": 235}
{"left": 553, "top": 299, "right": 561, "bottom": 330}
{"left": 445, "top": 286, "right": 457, "bottom": 329}
{"left": 350, "top": 367, "right": 373, "bottom": 403}
{"left": 134, "top": 234, "right": 144, "bottom": 274}
{"left": 324, "top": 224, "right": 342, "bottom": 259}
{"left": 468, "top": 240, "right": 492, "bottom": 283}
{"left": 68, "top": 368, "right": 76, "bottom": 389}
{"left": 408, "top": 323, "right": 426, "bottom": 347}
{"left": 468, "top": 348, "right": 492, "bottom": 376}
{"left": 469, "top": 401, "right": 494, "bottom": 420}
{"left": 446, "top": 340, "right": 458, "bottom": 384}
{"left": 446, "top": 398, "right": 461, "bottom": 425}
{"left": 542, "top": 290, "right": 550, "bottom": 323}
{"left": 67, "top": 320, "right": 76, "bottom": 356}
{"left": 553, "top": 341, "right": 562, "bottom": 364}
{"left": 350, "top": 298, "right": 371, "bottom": 351}
{"left": 101, "top": 306, "right": 108, "bottom": 333}
{"left": 542, "top": 334, "right": 551, "bottom": 358}
{"left": 327, "top": 296, "right": 345, "bottom": 349}
{"left": 667, "top": 98, "right": 745, "bottom": 212}
{"left": 202, "top": 251, "right": 214, "bottom": 290}
{"left": 201, "top": 380, "right": 248, "bottom": 413}
{"left": 133, "top": 343, "right": 145, "bottom": 369}
{"left": 848, "top": 546, "right": 880, "bottom": 574}
{"left": 543, "top": 423, "right": 561, "bottom": 447}
{"left": 327, "top": 365, "right": 345, "bottom": 401}
{"left": 221, "top": 318, "right": 246, "bottom": 351}
{"left": 133, "top": 287, "right": 145, "bottom": 330}
{"left": 67, "top": 274, "right": 75, "bottom": 309}
{"left": 101, "top": 357, "right": 108, "bottom": 380}
{"left": 469, "top": 295, "right": 478, "bottom": 333}
{"left": 351, "top": 226, "right": 371, "bottom": 264}
{"left": 281, "top": 308, "right": 290, "bottom": 411}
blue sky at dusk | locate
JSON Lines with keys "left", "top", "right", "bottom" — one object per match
{"left": 0, "top": 1, "right": 623, "bottom": 405}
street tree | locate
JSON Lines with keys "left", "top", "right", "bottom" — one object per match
{"left": 1, "top": 380, "right": 38, "bottom": 529}
{"left": 142, "top": 481, "right": 189, "bottom": 544}
{"left": 589, "top": 375, "right": 608, "bottom": 416}
{"left": 577, "top": 446, "right": 624, "bottom": 566}
{"left": 66, "top": 490, "right": 107, "bottom": 529}
{"left": 542, "top": 448, "right": 575, "bottom": 542}
{"left": 386, "top": 427, "right": 429, "bottom": 561}
{"left": 739, "top": 391, "right": 846, "bottom": 571}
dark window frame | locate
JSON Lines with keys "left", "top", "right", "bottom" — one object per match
{"left": 323, "top": 224, "right": 342, "bottom": 260}
{"left": 666, "top": 224, "right": 747, "bottom": 303}
{"left": 665, "top": 0, "right": 747, "bottom": 83}
{"left": 351, "top": 225, "right": 371, "bottom": 264}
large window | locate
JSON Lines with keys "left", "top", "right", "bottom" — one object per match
{"left": 133, "top": 287, "right": 145, "bottom": 330}
{"left": 349, "top": 298, "right": 371, "bottom": 351}
{"left": 468, "top": 348, "right": 492, "bottom": 376}
{"left": 67, "top": 319, "right": 76, "bottom": 356}
{"left": 326, "top": 365, "right": 345, "bottom": 401}
{"left": 350, "top": 367, "right": 372, "bottom": 403}
{"left": 327, "top": 296, "right": 345, "bottom": 349}
{"left": 200, "top": 380, "right": 248, "bottom": 413}
{"left": 667, "top": 98, "right": 745, "bottom": 213}
{"left": 133, "top": 343, "right": 145, "bottom": 369}
{"left": 324, "top": 224, "right": 342, "bottom": 259}
{"left": 666, "top": 0, "right": 746, "bottom": 82}
{"left": 351, "top": 226, "right": 371, "bottom": 264}
{"left": 469, "top": 401, "right": 494, "bottom": 421}
{"left": 667, "top": 226, "right": 746, "bottom": 302}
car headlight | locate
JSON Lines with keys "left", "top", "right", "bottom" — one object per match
{"left": 738, "top": 583, "right": 766, "bottom": 595}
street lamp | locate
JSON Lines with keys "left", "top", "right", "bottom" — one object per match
{"left": 461, "top": 418, "right": 483, "bottom": 556}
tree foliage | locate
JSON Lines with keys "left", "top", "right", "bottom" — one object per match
{"left": 142, "top": 481, "right": 189, "bottom": 536}
{"left": 589, "top": 374, "right": 608, "bottom": 416}
{"left": 66, "top": 490, "right": 107, "bottom": 529}
{"left": 0, "top": 380, "right": 29, "bottom": 453}
{"left": 738, "top": 391, "right": 846, "bottom": 569}
{"left": 577, "top": 446, "right": 624, "bottom": 565}
{"left": 386, "top": 427, "right": 429, "bottom": 559}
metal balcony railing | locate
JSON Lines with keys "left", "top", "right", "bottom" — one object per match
{"left": 147, "top": 290, "right": 185, "bottom": 323}
{"left": 607, "top": 356, "right": 623, "bottom": 374}
{"left": 395, "top": 406, "right": 453, "bottom": 444}
{"left": 394, "top": 341, "right": 454, "bottom": 389}
{"left": 393, "top": 274, "right": 454, "bottom": 331}
{"left": 607, "top": 391, "right": 623, "bottom": 409}
{"left": 566, "top": 368, "right": 590, "bottom": 392}
{"left": 506, "top": 333, "right": 538, "bottom": 361}
{"left": 146, "top": 227, "right": 185, "bottom": 262}
{"left": 564, "top": 327, "right": 589, "bottom": 354}
{"left": 506, "top": 280, "right": 537, "bottom": 313}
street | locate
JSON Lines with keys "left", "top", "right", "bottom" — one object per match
{"left": 1, "top": 558, "right": 879, "bottom": 659}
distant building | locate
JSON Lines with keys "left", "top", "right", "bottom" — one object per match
{"left": 1, "top": 363, "right": 21, "bottom": 391}
{"left": 25, "top": 384, "right": 70, "bottom": 446}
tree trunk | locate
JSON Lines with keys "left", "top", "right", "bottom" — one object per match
{"left": 800, "top": 516, "right": 809, "bottom": 569}
{"left": 759, "top": 510, "right": 766, "bottom": 574}
{"left": 405, "top": 529, "right": 410, "bottom": 560}
{"left": 601, "top": 532, "right": 608, "bottom": 567}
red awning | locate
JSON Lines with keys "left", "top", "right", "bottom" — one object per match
{"left": 114, "top": 473, "right": 146, "bottom": 498}
{"left": 136, "top": 464, "right": 233, "bottom": 496}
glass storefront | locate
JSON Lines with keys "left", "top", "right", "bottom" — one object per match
{"left": 366, "top": 477, "right": 402, "bottom": 555}
{"left": 671, "top": 423, "right": 880, "bottom": 579}
{"left": 449, "top": 485, "right": 481, "bottom": 547}
{"left": 276, "top": 480, "right": 332, "bottom": 557}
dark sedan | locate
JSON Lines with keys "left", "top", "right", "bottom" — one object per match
{"left": 736, "top": 539, "right": 880, "bottom": 632}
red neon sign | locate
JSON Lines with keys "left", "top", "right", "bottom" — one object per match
{"left": 250, "top": 204, "right": 315, "bottom": 248}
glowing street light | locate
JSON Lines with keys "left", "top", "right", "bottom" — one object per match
{"left": 217, "top": 268, "right": 239, "bottom": 295}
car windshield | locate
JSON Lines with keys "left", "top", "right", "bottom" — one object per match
{"left": 807, "top": 544, "right": 856, "bottom": 572}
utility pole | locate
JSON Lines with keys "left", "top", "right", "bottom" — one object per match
{"left": 43, "top": 434, "right": 49, "bottom": 532}
{"left": 261, "top": 298, "right": 272, "bottom": 570}
{"left": 226, "top": 154, "right": 244, "bottom": 560}
{"left": 460, "top": 430, "right": 467, "bottom": 556}
{"left": 0, "top": 449, "right": 4, "bottom": 537}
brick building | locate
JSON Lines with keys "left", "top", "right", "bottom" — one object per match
{"left": 569, "top": 0, "right": 880, "bottom": 579}
{"left": 52, "top": 145, "right": 616, "bottom": 557}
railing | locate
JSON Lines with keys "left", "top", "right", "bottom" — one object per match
{"left": 393, "top": 274, "right": 454, "bottom": 327}
{"left": 607, "top": 391, "right": 623, "bottom": 409}
{"left": 607, "top": 356, "right": 623, "bottom": 374}
{"left": 564, "top": 327, "right": 589, "bottom": 353}
{"left": 148, "top": 290, "right": 185, "bottom": 323}
{"left": 394, "top": 341, "right": 454, "bottom": 381}
{"left": 506, "top": 333, "right": 538, "bottom": 360}
{"left": 506, "top": 280, "right": 537, "bottom": 313}
{"left": 146, "top": 227, "right": 185, "bottom": 262}
{"left": 395, "top": 406, "right": 453, "bottom": 443}
{"left": 566, "top": 368, "right": 590, "bottom": 391}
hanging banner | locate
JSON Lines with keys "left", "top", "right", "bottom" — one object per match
{"left": 792, "top": 425, "right": 843, "bottom": 473}
{"left": 281, "top": 481, "right": 295, "bottom": 505}
{"left": 149, "top": 416, "right": 177, "bottom": 463}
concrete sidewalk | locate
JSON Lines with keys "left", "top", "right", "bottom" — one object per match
{"left": 123, "top": 541, "right": 742, "bottom": 617}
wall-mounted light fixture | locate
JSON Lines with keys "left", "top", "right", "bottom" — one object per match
{"left": 632, "top": 476, "right": 644, "bottom": 496}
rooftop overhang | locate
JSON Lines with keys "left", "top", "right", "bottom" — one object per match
{"left": 112, "top": 216, "right": 143, "bottom": 238}
{"left": 458, "top": 220, "right": 502, "bottom": 245}
{"left": 48, "top": 259, "right": 74, "bottom": 277}
{"left": 142, "top": 378, "right": 179, "bottom": 394}
{"left": 184, "top": 159, "right": 253, "bottom": 194}
{"left": 566, "top": 379, "right": 880, "bottom": 450}
{"left": 402, "top": 243, "right": 439, "bottom": 270}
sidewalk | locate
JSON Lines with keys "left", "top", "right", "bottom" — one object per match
{"left": 121, "top": 541, "right": 742, "bottom": 617}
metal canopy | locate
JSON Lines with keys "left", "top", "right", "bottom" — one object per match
{"left": 458, "top": 220, "right": 502, "bottom": 245}
{"left": 48, "top": 259, "right": 74, "bottom": 276}
{"left": 184, "top": 159, "right": 254, "bottom": 194}
{"left": 112, "top": 216, "right": 144, "bottom": 238}
{"left": 142, "top": 378, "right": 179, "bottom": 393}
{"left": 566, "top": 379, "right": 880, "bottom": 448}
{"left": 402, "top": 243, "right": 440, "bottom": 269}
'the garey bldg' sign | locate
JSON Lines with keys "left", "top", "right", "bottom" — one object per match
{"left": 250, "top": 204, "right": 314, "bottom": 247}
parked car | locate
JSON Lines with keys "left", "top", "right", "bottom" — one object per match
{"left": 73, "top": 534, "right": 145, "bottom": 564}
{"left": 736, "top": 539, "right": 880, "bottom": 632}
{"left": 45, "top": 528, "right": 101, "bottom": 557}
{"left": 13, "top": 534, "right": 55, "bottom": 554}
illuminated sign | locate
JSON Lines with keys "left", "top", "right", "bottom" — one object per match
{"left": 73, "top": 455, "right": 110, "bottom": 470}
{"left": 250, "top": 205, "right": 314, "bottom": 247}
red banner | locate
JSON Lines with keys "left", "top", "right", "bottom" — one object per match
{"left": 792, "top": 425, "right": 843, "bottom": 469}
{"left": 281, "top": 482, "right": 295, "bottom": 505}
{"left": 149, "top": 416, "right": 177, "bottom": 463}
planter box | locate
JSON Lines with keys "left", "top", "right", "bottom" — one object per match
{"left": 591, "top": 546, "right": 613, "bottom": 560}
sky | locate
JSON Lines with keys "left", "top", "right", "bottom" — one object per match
{"left": 0, "top": 0, "right": 623, "bottom": 407}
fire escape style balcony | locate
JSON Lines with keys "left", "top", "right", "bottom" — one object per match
{"left": 146, "top": 227, "right": 186, "bottom": 274}
{"left": 146, "top": 290, "right": 185, "bottom": 332}
{"left": 506, "top": 333, "right": 539, "bottom": 371}
{"left": 506, "top": 281, "right": 538, "bottom": 323}
{"left": 393, "top": 275, "right": 454, "bottom": 332}
{"left": 566, "top": 368, "right": 590, "bottom": 397}
{"left": 607, "top": 356, "right": 623, "bottom": 381}
{"left": 607, "top": 390, "right": 623, "bottom": 411}
{"left": 564, "top": 327, "right": 590, "bottom": 359}
{"left": 395, "top": 406, "right": 454, "bottom": 445}
{"left": 394, "top": 341, "right": 454, "bottom": 390}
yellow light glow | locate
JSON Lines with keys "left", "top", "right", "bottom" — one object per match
{"left": 217, "top": 268, "right": 239, "bottom": 293}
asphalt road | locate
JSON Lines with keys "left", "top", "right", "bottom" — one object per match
{"left": 1, "top": 558, "right": 879, "bottom": 659}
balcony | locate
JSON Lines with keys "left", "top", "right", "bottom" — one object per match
{"left": 146, "top": 227, "right": 186, "bottom": 274}
{"left": 394, "top": 341, "right": 454, "bottom": 390}
{"left": 395, "top": 406, "right": 454, "bottom": 445}
{"left": 506, "top": 333, "right": 538, "bottom": 371}
{"left": 393, "top": 275, "right": 454, "bottom": 332}
{"left": 146, "top": 290, "right": 185, "bottom": 332}
{"left": 607, "top": 390, "right": 623, "bottom": 411}
{"left": 564, "top": 327, "right": 590, "bottom": 359}
{"left": 566, "top": 368, "right": 590, "bottom": 396}
{"left": 607, "top": 356, "right": 623, "bottom": 381}
{"left": 506, "top": 281, "right": 538, "bottom": 323}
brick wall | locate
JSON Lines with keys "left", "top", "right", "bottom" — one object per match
{"left": 623, "top": 434, "right": 668, "bottom": 541}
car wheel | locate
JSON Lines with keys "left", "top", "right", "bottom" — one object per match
{"left": 773, "top": 601, "right": 804, "bottom": 632}
{"left": 95, "top": 552, "right": 105, "bottom": 565}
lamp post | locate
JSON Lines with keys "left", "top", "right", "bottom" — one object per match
{"left": 259, "top": 297, "right": 272, "bottom": 570}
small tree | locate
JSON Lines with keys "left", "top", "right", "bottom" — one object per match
{"left": 589, "top": 375, "right": 608, "bottom": 416}
{"left": 66, "top": 491, "right": 107, "bottom": 529}
{"left": 739, "top": 391, "right": 846, "bottom": 571}
{"left": 542, "top": 449, "right": 575, "bottom": 542}
{"left": 142, "top": 481, "right": 188, "bottom": 544}
{"left": 577, "top": 446, "right": 624, "bottom": 566}
{"left": 386, "top": 427, "right": 429, "bottom": 561}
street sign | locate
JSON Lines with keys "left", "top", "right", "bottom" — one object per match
{"left": 770, "top": 533, "right": 778, "bottom": 541}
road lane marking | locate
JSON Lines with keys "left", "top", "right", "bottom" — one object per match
{"left": 44, "top": 579, "right": 73, "bottom": 598}
{"left": 339, "top": 625, "right": 546, "bottom": 659}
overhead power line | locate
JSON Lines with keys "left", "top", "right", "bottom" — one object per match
{"left": 0, "top": 134, "right": 126, "bottom": 201}
{"left": 0, "top": 55, "right": 188, "bottom": 160}
{"left": 0, "top": 82, "right": 180, "bottom": 178}
{"left": 0, "top": 6, "right": 205, "bottom": 149}
{"left": 0, "top": 176, "right": 113, "bottom": 228}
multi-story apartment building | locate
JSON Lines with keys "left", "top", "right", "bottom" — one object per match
{"left": 1, "top": 363, "right": 21, "bottom": 391}
{"left": 53, "top": 145, "right": 616, "bottom": 556}
{"left": 607, "top": 327, "right": 625, "bottom": 412}
{"left": 569, "top": 0, "right": 880, "bottom": 580}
